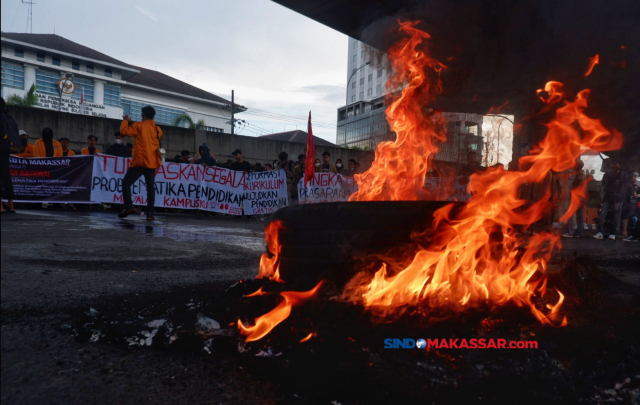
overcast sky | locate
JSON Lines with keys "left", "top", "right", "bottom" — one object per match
{"left": 1, "top": 0, "right": 347, "bottom": 142}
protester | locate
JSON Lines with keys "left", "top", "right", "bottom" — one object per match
{"left": 195, "top": 143, "right": 216, "bottom": 166}
{"left": 264, "top": 163, "right": 273, "bottom": 171}
{"left": 277, "top": 151, "right": 295, "bottom": 198}
{"left": 315, "top": 151, "right": 337, "bottom": 173}
{"left": 33, "top": 127, "right": 63, "bottom": 157}
{"left": 16, "top": 130, "right": 34, "bottom": 158}
{"left": 531, "top": 170, "right": 562, "bottom": 235}
{"left": 562, "top": 159, "right": 587, "bottom": 238}
{"left": 105, "top": 132, "right": 132, "bottom": 157}
{"left": 254, "top": 162, "right": 264, "bottom": 172}
{"left": 293, "top": 153, "right": 305, "bottom": 187}
{"left": 81, "top": 135, "right": 101, "bottom": 155}
{"left": 58, "top": 138, "right": 75, "bottom": 156}
{"left": 347, "top": 159, "right": 358, "bottom": 175}
{"left": 230, "top": 149, "right": 252, "bottom": 172}
{"left": 594, "top": 161, "right": 625, "bottom": 240}
{"left": 314, "top": 158, "right": 321, "bottom": 171}
{"left": 622, "top": 171, "right": 639, "bottom": 240}
{"left": 117, "top": 106, "right": 163, "bottom": 221}
{"left": 356, "top": 161, "right": 362, "bottom": 172}
{"left": 176, "top": 150, "right": 191, "bottom": 163}
{"left": 126, "top": 143, "right": 133, "bottom": 154}
{"left": 0, "top": 97, "right": 16, "bottom": 213}
{"left": 336, "top": 158, "right": 344, "bottom": 174}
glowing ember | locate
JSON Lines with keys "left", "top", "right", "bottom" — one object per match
{"left": 237, "top": 282, "right": 324, "bottom": 342}
{"left": 244, "top": 286, "right": 268, "bottom": 298}
{"left": 257, "top": 220, "right": 285, "bottom": 282}
{"left": 299, "top": 333, "right": 314, "bottom": 343}
{"left": 584, "top": 54, "right": 600, "bottom": 77}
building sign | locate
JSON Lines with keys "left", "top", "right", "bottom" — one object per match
{"left": 56, "top": 78, "right": 77, "bottom": 95}
{"left": 35, "top": 92, "right": 108, "bottom": 117}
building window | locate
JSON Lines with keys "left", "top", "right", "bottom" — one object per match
{"left": 36, "top": 69, "right": 62, "bottom": 96}
{"left": 368, "top": 74, "right": 372, "bottom": 82}
{"left": 352, "top": 68, "right": 356, "bottom": 74}
{"left": 37, "top": 53, "right": 45, "bottom": 63}
{"left": 361, "top": 50, "right": 364, "bottom": 58}
{"left": 377, "top": 69, "right": 383, "bottom": 78}
{"left": 351, "top": 95, "right": 355, "bottom": 103}
{"left": 71, "top": 77, "right": 94, "bottom": 102}
{"left": 14, "top": 48, "right": 24, "bottom": 58}
{"left": 104, "top": 84, "right": 121, "bottom": 107}
{"left": 376, "top": 84, "right": 381, "bottom": 94}
{"left": 72, "top": 59, "right": 80, "bottom": 70}
{"left": 121, "top": 98, "right": 186, "bottom": 126}
{"left": 351, "top": 81, "right": 356, "bottom": 89}
{"left": 359, "top": 91, "right": 364, "bottom": 100}
{"left": 204, "top": 126, "right": 223, "bottom": 133}
{"left": 1, "top": 62, "right": 24, "bottom": 90}
{"left": 359, "top": 78, "right": 364, "bottom": 86}
{"left": 104, "top": 68, "right": 112, "bottom": 78}
{"left": 352, "top": 54, "right": 357, "bottom": 63}
{"left": 86, "top": 64, "right": 94, "bottom": 73}
{"left": 367, "top": 88, "right": 372, "bottom": 97}
{"left": 52, "top": 56, "right": 61, "bottom": 66}
{"left": 353, "top": 40, "right": 357, "bottom": 49}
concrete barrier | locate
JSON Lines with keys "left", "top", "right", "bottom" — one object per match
{"left": 7, "top": 106, "right": 375, "bottom": 169}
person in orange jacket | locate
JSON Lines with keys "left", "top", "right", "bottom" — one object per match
{"left": 117, "top": 105, "right": 163, "bottom": 221}
{"left": 58, "top": 138, "right": 76, "bottom": 156}
{"left": 15, "top": 130, "right": 34, "bottom": 158}
{"left": 81, "top": 135, "right": 101, "bottom": 155}
{"left": 33, "top": 127, "right": 63, "bottom": 157}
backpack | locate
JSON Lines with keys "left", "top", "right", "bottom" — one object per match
{"left": 1, "top": 112, "right": 22, "bottom": 154}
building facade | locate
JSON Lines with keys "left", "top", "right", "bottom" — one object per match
{"left": 1, "top": 33, "right": 243, "bottom": 132}
{"left": 337, "top": 38, "right": 515, "bottom": 167}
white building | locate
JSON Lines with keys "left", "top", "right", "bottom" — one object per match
{"left": 1, "top": 33, "right": 243, "bottom": 132}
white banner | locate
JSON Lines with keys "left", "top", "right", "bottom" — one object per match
{"left": 90, "top": 155, "right": 288, "bottom": 215}
{"left": 295, "top": 173, "right": 473, "bottom": 204}
{"left": 297, "top": 172, "right": 359, "bottom": 204}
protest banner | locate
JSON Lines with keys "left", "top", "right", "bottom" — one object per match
{"left": 297, "top": 172, "right": 359, "bottom": 204}
{"left": 6, "top": 155, "right": 94, "bottom": 202}
{"left": 90, "top": 155, "right": 289, "bottom": 214}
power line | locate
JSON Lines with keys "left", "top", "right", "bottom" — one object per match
{"left": 247, "top": 107, "right": 337, "bottom": 127}
{"left": 242, "top": 110, "right": 335, "bottom": 130}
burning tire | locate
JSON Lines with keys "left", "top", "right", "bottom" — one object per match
{"left": 269, "top": 201, "right": 463, "bottom": 288}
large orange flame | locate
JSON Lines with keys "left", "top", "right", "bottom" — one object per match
{"left": 349, "top": 20, "right": 446, "bottom": 201}
{"left": 237, "top": 281, "right": 324, "bottom": 342}
{"left": 341, "top": 24, "right": 622, "bottom": 324}
{"left": 257, "top": 220, "right": 285, "bottom": 282}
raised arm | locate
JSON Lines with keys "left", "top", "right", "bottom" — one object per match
{"left": 119, "top": 117, "right": 140, "bottom": 137}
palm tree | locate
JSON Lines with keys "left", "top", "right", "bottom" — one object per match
{"left": 172, "top": 113, "right": 206, "bottom": 130}
{"left": 6, "top": 84, "right": 39, "bottom": 107}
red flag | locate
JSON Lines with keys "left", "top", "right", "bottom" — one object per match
{"left": 304, "top": 111, "right": 316, "bottom": 187}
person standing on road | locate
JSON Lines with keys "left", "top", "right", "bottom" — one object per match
{"left": 16, "top": 130, "right": 33, "bottom": 158}
{"left": 316, "top": 151, "right": 337, "bottom": 173}
{"left": 622, "top": 172, "right": 639, "bottom": 241}
{"left": 117, "top": 106, "right": 163, "bottom": 221}
{"left": 594, "top": 161, "right": 625, "bottom": 240}
{"left": 33, "top": 127, "right": 63, "bottom": 158}
{"left": 1, "top": 97, "right": 17, "bottom": 213}
{"left": 105, "top": 132, "right": 132, "bottom": 158}
{"left": 58, "top": 138, "right": 76, "bottom": 156}
{"left": 81, "top": 135, "right": 101, "bottom": 155}
{"left": 563, "top": 159, "right": 588, "bottom": 238}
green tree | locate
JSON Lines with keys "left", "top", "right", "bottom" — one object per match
{"left": 6, "top": 84, "right": 39, "bottom": 107}
{"left": 172, "top": 113, "right": 206, "bottom": 130}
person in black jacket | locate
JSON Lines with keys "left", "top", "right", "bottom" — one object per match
{"left": 105, "top": 132, "right": 132, "bottom": 157}
{"left": 1, "top": 97, "right": 16, "bottom": 213}
{"left": 594, "top": 161, "right": 625, "bottom": 240}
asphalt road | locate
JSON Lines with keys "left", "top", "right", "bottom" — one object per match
{"left": 2, "top": 208, "right": 639, "bottom": 405}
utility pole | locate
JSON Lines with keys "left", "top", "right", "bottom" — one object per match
{"left": 231, "top": 90, "right": 234, "bottom": 136}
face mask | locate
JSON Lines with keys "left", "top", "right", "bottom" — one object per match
{"left": 315, "top": 163, "right": 320, "bottom": 167}
{"left": 336, "top": 163, "right": 342, "bottom": 168}
{"left": 115, "top": 139, "right": 123, "bottom": 144}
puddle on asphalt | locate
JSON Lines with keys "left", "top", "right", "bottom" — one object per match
{"left": 18, "top": 210, "right": 266, "bottom": 252}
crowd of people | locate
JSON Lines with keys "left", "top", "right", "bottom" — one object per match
{"left": 2, "top": 97, "right": 638, "bottom": 238}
